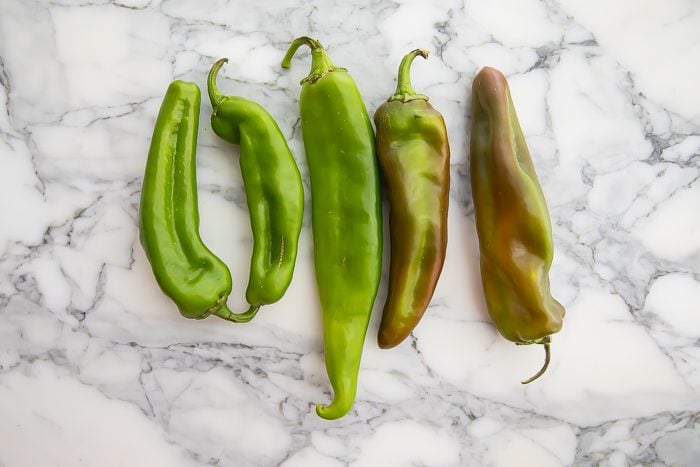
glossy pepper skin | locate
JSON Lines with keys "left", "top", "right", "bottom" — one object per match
{"left": 374, "top": 49, "right": 450, "bottom": 349}
{"left": 139, "top": 81, "right": 254, "bottom": 323}
{"left": 282, "top": 37, "right": 382, "bottom": 419}
{"left": 207, "top": 58, "right": 304, "bottom": 312}
{"left": 470, "top": 67, "right": 565, "bottom": 383}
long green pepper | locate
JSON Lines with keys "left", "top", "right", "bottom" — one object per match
{"left": 282, "top": 37, "right": 383, "bottom": 420}
{"left": 140, "top": 81, "right": 255, "bottom": 322}
{"left": 208, "top": 58, "right": 304, "bottom": 310}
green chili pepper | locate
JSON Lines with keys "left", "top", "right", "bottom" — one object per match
{"left": 374, "top": 49, "right": 450, "bottom": 349}
{"left": 282, "top": 37, "right": 382, "bottom": 419}
{"left": 470, "top": 67, "right": 565, "bottom": 383}
{"left": 140, "top": 80, "right": 256, "bottom": 322}
{"left": 207, "top": 58, "right": 304, "bottom": 312}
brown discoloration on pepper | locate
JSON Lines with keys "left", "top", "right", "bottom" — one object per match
{"left": 374, "top": 49, "right": 450, "bottom": 349}
{"left": 470, "top": 67, "right": 565, "bottom": 382}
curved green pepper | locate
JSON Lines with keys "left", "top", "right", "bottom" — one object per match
{"left": 207, "top": 58, "right": 304, "bottom": 311}
{"left": 470, "top": 67, "right": 565, "bottom": 383}
{"left": 282, "top": 37, "right": 383, "bottom": 419}
{"left": 374, "top": 49, "right": 450, "bottom": 349}
{"left": 139, "top": 81, "right": 255, "bottom": 322}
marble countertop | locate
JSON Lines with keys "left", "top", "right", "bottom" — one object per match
{"left": 1, "top": 0, "right": 700, "bottom": 466}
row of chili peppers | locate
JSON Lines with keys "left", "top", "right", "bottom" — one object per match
{"left": 139, "top": 37, "right": 565, "bottom": 420}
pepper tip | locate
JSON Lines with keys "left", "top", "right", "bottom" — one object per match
{"left": 315, "top": 391, "right": 354, "bottom": 420}
{"left": 315, "top": 403, "right": 344, "bottom": 420}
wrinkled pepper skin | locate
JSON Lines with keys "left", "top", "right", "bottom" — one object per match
{"left": 207, "top": 58, "right": 304, "bottom": 313}
{"left": 282, "top": 37, "right": 382, "bottom": 419}
{"left": 470, "top": 67, "right": 565, "bottom": 383}
{"left": 374, "top": 49, "right": 450, "bottom": 349}
{"left": 140, "top": 81, "right": 249, "bottom": 323}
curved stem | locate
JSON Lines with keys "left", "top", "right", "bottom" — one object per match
{"left": 281, "top": 36, "right": 343, "bottom": 84}
{"left": 208, "top": 57, "right": 228, "bottom": 110}
{"left": 281, "top": 36, "right": 322, "bottom": 68}
{"left": 390, "top": 49, "right": 429, "bottom": 102}
{"left": 212, "top": 303, "right": 261, "bottom": 323}
{"left": 521, "top": 338, "right": 551, "bottom": 384}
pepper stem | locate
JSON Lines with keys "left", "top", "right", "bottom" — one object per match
{"left": 281, "top": 36, "right": 345, "bottom": 84}
{"left": 207, "top": 57, "right": 229, "bottom": 111}
{"left": 521, "top": 337, "right": 551, "bottom": 384}
{"left": 389, "top": 49, "right": 429, "bottom": 102}
{"left": 212, "top": 303, "right": 261, "bottom": 323}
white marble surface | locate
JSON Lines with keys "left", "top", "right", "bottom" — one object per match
{"left": 1, "top": 0, "right": 700, "bottom": 466}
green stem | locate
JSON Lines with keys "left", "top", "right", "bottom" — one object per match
{"left": 212, "top": 303, "right": 261, "bottom": 323}
{"left": 208, "top": 57, "right": 228, "bottom": 110}
{"left": 281, "top": 36, "right": 345, "bottom": 84}
{"left": 521, "top": 337, "right": 551, "bottom": 384}
{"left": 389, "top": 49, "right": 429, "bottom": 102}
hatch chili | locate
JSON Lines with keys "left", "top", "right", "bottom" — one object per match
{"left": 374, "top": 49, "right": 450, "bottom": 349}
{"left": 470, "top": 67, "right": 565, "bottom": 383}
{"left": 208, "top": 58, "right": 304, "bottom": 314}
{"left": 140, "top": 81, "right": 256, "bottom": 322}
{"left": 282, "top": 37, "right": 383, "bottom": 419}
